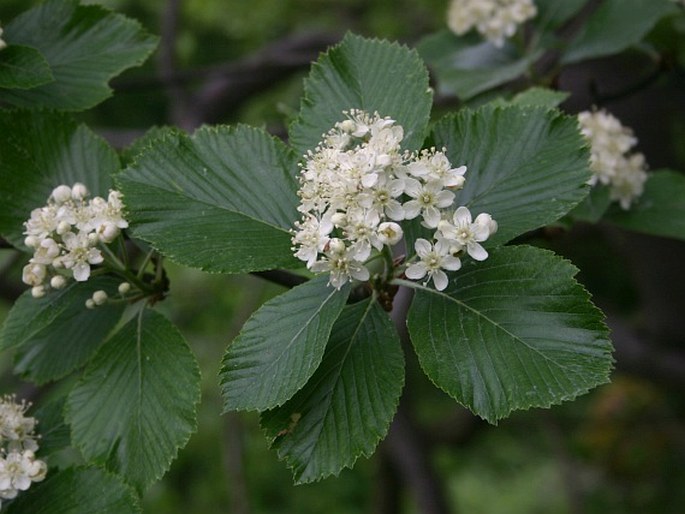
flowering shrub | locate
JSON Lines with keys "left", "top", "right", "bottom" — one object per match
{"left": 0, "top": 0, "right": 684, "bottom": 512}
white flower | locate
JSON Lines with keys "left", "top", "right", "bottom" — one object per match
{"left": 403, "top": 179, "right": 455, "bottom": 228}
{"left": 609, "top": 153, "right": 648, "bottom": 210}
{"left": 21, "top": 185, "right": 130, "bottom": 293}
{"left": 61, "top": 231, "right": 104, "bottom": 281}
{"left": 447, "top": 0, "right": 537, "bottom": 47}
{"left": 437, "top": 206, "right": 494, "bottom": 261}
{"left": 408, "top": 148, "right": 467, "bottom": 189}
{"left": 310, "top": 239, "right": 370, "bottom": 289}
{"left": 0, "top": 396, "right": 39, "bottom": 452}
{"left": 405, "top": 238, "right": 461, "bottom": 291}
{"left": 292, "top": 110, "right": 477, "bottom": 290}
{"left": 578, "top": 109, "right": 648, "bottom": 209}
{"left": 0, "top": 450, "right": 47, "bottom": 501}
{"left": 292, "top": 215, "right": 333, "bottom": 267}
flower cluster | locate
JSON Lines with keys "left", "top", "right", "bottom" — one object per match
{"left": 0, "top": 396, "right": 47, "bottom": 510}
{"left": 22, "top": 183, "right": 128, "bottom": 298}
{"left": 578, "top": 110, "right": 648, "bottom": 209}
{"left": 292, "top": 110, "right": 497, "bottom": 291}
{"left": 447, "top": 0, "right": 537, "bottom": 47}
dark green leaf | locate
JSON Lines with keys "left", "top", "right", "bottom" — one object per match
{"left": 406, "top": 245, "right": 613, "bottom": 424}
{"left": 509, "top": 87, "right": 570, "bottom": 108}
{"left": 0, "top": 110, "right": 119, "bottom": 248}
{"left": 6, "top": 467, "right": 140, "bottom": 514}
{"left": 1, "top": 0, "right": 158, "bottom": 110}
{"left": 430, "top": 105, "right": 591, "bottom": 245}
{"left": 261, "top": 299, "right": 404, "bottom": 483}
{"left": 561, "top": 0, "right": 677, "bottom": 64}
{"left": 32, "top": 395, "right": 71, "bottom": 457}
{"left": 116, "top": 125, "right": 300, "bottom": 273}
{"left": 66, "top": 309, "right": 201, "bottom": 492}
{"left": 220, "top": 276, "right": 350, "bottom": 412}
{"left": 534, "top": 0, "right": 589, "bottom": 32}
{"left": 289, "top": 33, "right": 432, "bottom": 155}
{"left": 0, "top": 45, "right": 53, "bottom": 90}
{"left": 0, "top": 276, "right": 125, "bottom": 384}
{"left": 605, "top": 170, "right": 685, "bottom": 240}
{"left": 417, "top": 31, "right": 542, "bottom": 101}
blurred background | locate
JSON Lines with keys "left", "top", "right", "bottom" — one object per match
{"left": 1, "top": 1, "right": 685, "bottom": 512}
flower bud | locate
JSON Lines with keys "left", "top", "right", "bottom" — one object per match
{"left": 377, "top": 222, "right": 403, "bottom": 246}
{"left": 50, "top": 275, "right": 67, "bottom": 290}
{"left": 92, "top": 290, "right": 108, "bottom": 305}
{"left": 339, "top": 119, "right": 356, "bottom": 133}
{"left": 98, "top": 222, "right": 119, "bottom": 243}
{"left": 85, "top": 299, "right": 95, "bottom": 309}
{"left": 71, "top": 183, "right": 88, "bottom": 200}
{"left": 51, "top": 185, "right": 72, "bottom": 204}
{"left": 24, "top": 236, "right": 39, "bottom": 248}
{"left": 56, "top": 221, "right": 71, "bottom": 235}
{"left": 31, "top": 286, "right": 46, "bottom": 298}
{"left": 328, "top": 238, "right": 346, "bottom": 254}
{"left": 118, "top": 282, "right": 131, "bottom": 294}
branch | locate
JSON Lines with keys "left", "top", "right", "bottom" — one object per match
{"left": 185, "top": 31, "right": 339, "bottom": 128}
{"left": 157, "top": 0, "right": 190, "bottom": 126}
{"left": 383, "top": 286, "right": 454, "bottom": 514}
{"left": 250, "top": 269, "right": 308, "bottom": 289}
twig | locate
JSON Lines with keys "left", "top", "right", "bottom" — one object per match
{"left": 250, "top": 269, "right": 308, "bottom": 289}
{"left": 383, "top": 286, "right": 454, "bottom": 514}
{"left": 157, "top": 0, "right": 191, "bottom": 127}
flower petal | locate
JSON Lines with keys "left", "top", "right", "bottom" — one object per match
{"left": 405, "top": 262, "right": 428, "bottom": 280}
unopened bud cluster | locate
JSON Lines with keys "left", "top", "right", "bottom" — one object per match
{"left": 447, "top": 0, "right": 537, "bottom": 48}
{"left": 0, "top": 396, "right": 47, "bottom": 510}
{"left": 22, "top": 183, "right": 128, "bottom": 297}
{"left": 292, "top": 110, "right": 496, "bottom": 291}
{"left": 578, "top": 110, "right": 648, "bottom": 209}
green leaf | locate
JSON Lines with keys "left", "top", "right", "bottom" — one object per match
{"left": 0, "top": 0, "right": 158, "bottom": 110}
{"left": 66, "top": 309, "right": 201, "bottom": 492}
{"left": 220, "top": 276, "right": 350, "bottom": 412}
{"left": 509, "top": 87, "right": 570, "bottom": 108}
{"left": 261, "top": 299, "right": 404, "bottom": 483}
{"left": 417, "top": 31, "right": 543, "bottom": 101}
{"left": 430, "top": 105, "right": 591, "bottom": 245}
{"left": 561, "top": 0, "right": 678, "bottom": 65}
{"left": 5, "top": 466, "right": 140, "bottom": 514}
{"left": 32, "top": 395, "right": 71, "bottom": 457}
{"left": 534, "top": 0, "right": 589, "bottom": 32}
{"left": 405, "top": 245, "right": 613, "bottom": 424}
{"left": 0, "top": 110, "right": 119, "bottom": 248}
{"left": 568, "top": 185, "right": 611, "bottom": 223}
{"left": 605, "top": 170, "right": 685, "bottom": 240}
{"left": 0, "top": 276, "right": 125, "bottom": 384}
{"left": 0, "top": 45, "right": 54, "bottom": 90}
{"left": 289, "top": 33, "right": 432, "bottom": 155}
{"left": 116, "top": 125, "right": 300, "bottom": 273}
